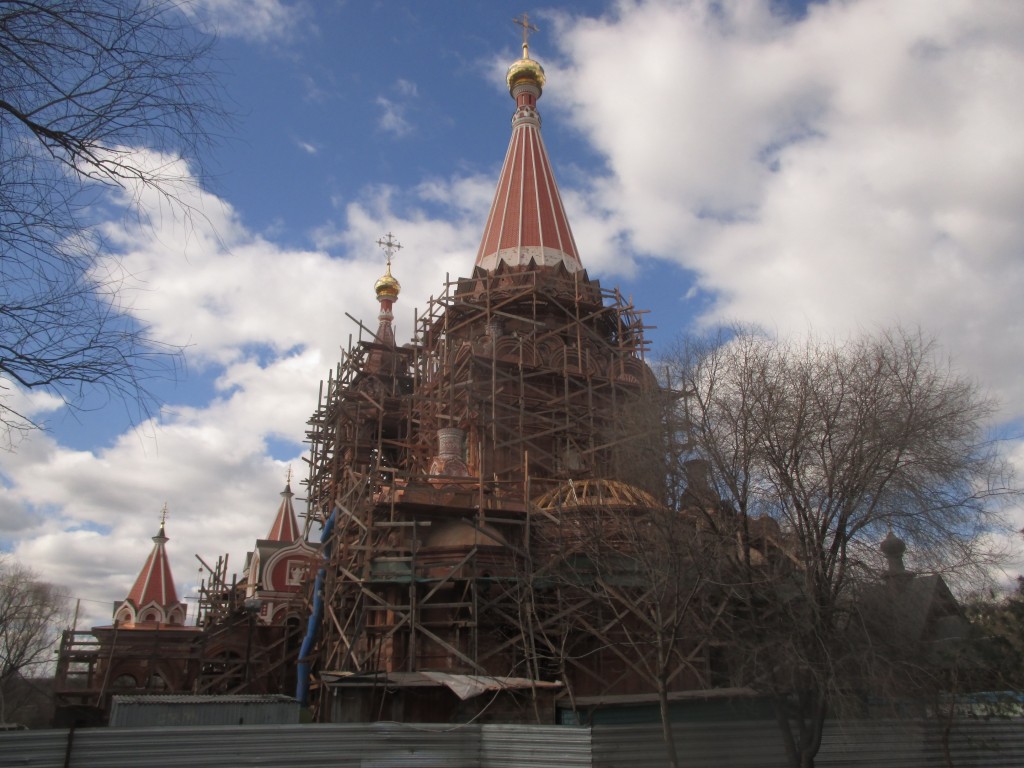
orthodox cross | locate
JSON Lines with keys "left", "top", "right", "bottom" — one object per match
{"left": 513, "top": 13, "right": 539, "bottom": 57}
{"left": 160, "top": 502, "right": 168, "bottom": 527}
{"left": 376, "top": 232, "right": 402, "bottom": 269}
{"left": 285, "top": 465, "right": 293, "bottom": 485}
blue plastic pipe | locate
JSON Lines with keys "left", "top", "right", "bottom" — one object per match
{"left": 296, "top": 505, "right": 337, "bottom": 704}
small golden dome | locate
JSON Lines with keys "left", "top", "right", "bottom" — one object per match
{"left": 506, "top": 54, "right": 545, "bottom": 92}
{"left": 374, "top": 263, "right": 401, "bottom": 301}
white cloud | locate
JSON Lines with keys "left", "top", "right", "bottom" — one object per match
{"left": 375, "top": 79, "right": 423, "bottom": 138}
{"left": 554, "top": 0, "right": 1024, "bottom": 419}
{"left": 0, "top": 381, "right": 64, "bottom": 441}
{"left": 376, "top": 96, "right": 412, "bottom": 137}
{"left": 184, "top": 0, "right": 307, "bottom": 43}
{"left": 395, "top": 79, "right": 419, "bottom": 98}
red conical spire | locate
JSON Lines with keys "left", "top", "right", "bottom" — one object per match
{"left": 116, "top": 505, "right": 187, "bottom": 626}
{"left": 475, "top": 18, "right": 582, "bottom": 274}
{"left": 266, "top": 474, "right": 301, "bottom": 542}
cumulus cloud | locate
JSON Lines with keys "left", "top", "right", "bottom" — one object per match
{"left": 184, "top": 0, "right": 307, "bottom": 43}
{"left": 554, "top": 0, "right": 1024, "bottom": 417}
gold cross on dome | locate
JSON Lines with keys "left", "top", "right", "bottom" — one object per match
{"left": 376, "top": 232, "right": 402, "bottom": 268}
{"left": 159, "top": 502, "right": 168, "bottom": 526}
{"left": 513, "top": 13, "right": 539, "bottom": 57}
{"left": 286, "top": 465, "right": 293, "bottom": 484}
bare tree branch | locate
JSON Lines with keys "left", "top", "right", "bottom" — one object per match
{"left": 0, "top": 0, "right": 225, "bottom": 440}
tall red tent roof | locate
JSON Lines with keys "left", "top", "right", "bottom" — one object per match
{"left": 475, "top": 42, "right": 582, "bottom": 274}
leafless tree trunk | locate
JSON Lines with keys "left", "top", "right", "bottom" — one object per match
{"left": 0, "top": 1, "right": 225, "bottom": 442}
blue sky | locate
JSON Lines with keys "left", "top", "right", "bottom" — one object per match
{"left": 2, "top": 0, "right": 1023, "bottom": 628}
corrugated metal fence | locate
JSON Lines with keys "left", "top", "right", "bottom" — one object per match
{"left": 591, "top": 719, "right": 1024, "bottom": 767}
{"left": 1, "top": 719, "right": 1021, "bottom": 768}
{"left": 0, "top": 723, "right": 590, "bottom": 768}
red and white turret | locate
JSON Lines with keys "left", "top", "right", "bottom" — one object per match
{"left": 114, "top": 506, "right": 187, "bottom": 627}
{"left": 244, "top": 473, "right": 317, "bottom": 625}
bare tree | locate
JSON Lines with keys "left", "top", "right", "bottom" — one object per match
{"left": 668, "top": 326, "right": 1014, "bottom": 768}
{"left": 0, "top": 0, "right": 224, "bottom": 441}
{"left": 531, "top": 487, "right": 726, "bottom": 768}
{"left": 0, "top": 557, "right": 68, "bottom": 724}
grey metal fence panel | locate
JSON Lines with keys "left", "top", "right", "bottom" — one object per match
{"left": 942, "top": 719, "right": 1024, "bottom": 767}
{"left": 0, "top": 730, "right": 63, "bottom": 768}
{"left": 593, "top": 721, "right": 789, "bottom": 768}
{"left": 589, "top": 720, "right": 1024, "bottom": 765}
{"left": 817, "top": 719, "right": 931, "bottom": 767}
{"left": 481, "top": 723, "right": 591, "bottom": 768}
{"left": 353, "top": 723, "right": 481, "bottom": 768}
{"left": 591, "top": 718, "right": 1024, "bottom": 768}
{"left": 2, "top": 718, "right": 1022, "bottom": 768}
{"left": 0, "top": 724, "right": 480, "bottom": 768}
{"left": 812, "top": 718, "right": 1024, "bottom": 768}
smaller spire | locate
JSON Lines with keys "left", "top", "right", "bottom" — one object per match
{"left": 266, "top": 479, "right": 301, "bottom": 542}
{"left": 370, "top": 233, "right": 402, "bottom": 354}
{"left": 118, "top": 505, "right": 185, "bottom": 625}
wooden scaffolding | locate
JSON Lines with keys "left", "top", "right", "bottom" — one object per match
{"left": 301, "top": 264, "right": 678, "bottom": 721}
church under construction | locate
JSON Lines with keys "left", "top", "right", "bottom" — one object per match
{"left": 48, "top": 19, "right": 978, "bottom": 737}
{"left": 52, "top": 23, "right": 695, "bottom": 727}
{"left": 294, "top": 25, "right": 701, "bottom": 724}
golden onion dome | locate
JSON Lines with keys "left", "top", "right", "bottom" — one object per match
{"left": 506, "top": 53, "right": 545, "bottom": 92}
{"left": 374, "top": 263, "right": 401, "bottom": 301}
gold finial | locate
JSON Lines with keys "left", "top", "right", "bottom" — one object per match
{"left": 513, "top": 13, "right": 539, "bottom": 59}
{"left": 507, "top": 13, "right": 545, "bottom": 92}
{"left": 286, "top": 465, "right": 293, "bottom": 485}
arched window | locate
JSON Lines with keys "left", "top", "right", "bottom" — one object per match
{"left": 113, "top": 674, "right": 137, "bottom": 689}
{"left": 148, "top": 673, "right": 167, "bottom": 690}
